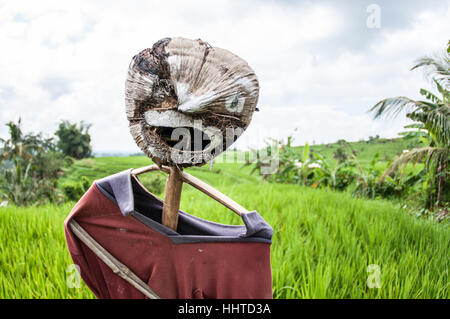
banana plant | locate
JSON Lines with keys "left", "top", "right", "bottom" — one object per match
{"left": 313, "top": 153, "right": 355, "bottom": 190}
{"left": 370, "top": 44, "right": 449, "bottom": 209}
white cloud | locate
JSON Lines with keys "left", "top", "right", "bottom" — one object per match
{"left": 0, "top": 0, "right": 448, "bottom": 153}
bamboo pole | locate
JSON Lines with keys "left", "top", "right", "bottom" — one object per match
{"left": 68, "top": 220, "right": 160, "bottom": 299}
{"left": 161, "top": 166, "right": 183, "bottom": 231}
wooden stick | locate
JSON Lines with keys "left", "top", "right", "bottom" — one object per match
{"left": 162, "top": 166, "right": 183, "bottom": 231}
{"left": 68, "top": 220, "right": 160, "bottom": 299}
{"left": 131, "top": 164, "right": 161, "bottom": 175}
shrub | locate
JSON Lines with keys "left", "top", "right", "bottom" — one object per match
{"left": 0, "top": 159, "right": 64, "bottom": 206}
{"left": 0, "top": 119, "right": 69, "bottom": 206}
{"left": 61, "top": 177, "right": 91, "bottom": 201}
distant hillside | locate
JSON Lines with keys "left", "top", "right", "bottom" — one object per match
{"left": 292, "top": 137, "right": 421, "bottom": 165}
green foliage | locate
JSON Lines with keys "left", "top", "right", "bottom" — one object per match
{"left": 367, "top": 135, "right": 381, "bottom": 144}
{"left": 61, "top": 177, "right": 91, "bottom": 201}
{"left": 33, "top": 151, "right": 67, "bottom": 180}
{"left": 0, "top": 118, "right": 57, "bottom": 163}
{"left": 313, "top": 153, "right": 356, "bottom": 191}
{"left": 244, "top": 136, "right": 323, "bottom": 186}
{"left": 370, "top": 43, "right": 449, "bottom": 211}
{"left": 0, "top": 159, "right": 63, "bottom": 205}
{"left": 333, "top": 145, "right": 349, "bottom": 163}
{"left": 0, "top": 119, "right": 66, "bottom": 205}
{"left": 351, "top": 152, "right": 405, "bottom": 199}
{"left": 245, "top": 135, "right": 423, "bottom": 204}
{"left": 55, "top": 121, "right": 92, "bottom": 159}
{"left": 293, "top": 137, "right": 418, "bottom": 167}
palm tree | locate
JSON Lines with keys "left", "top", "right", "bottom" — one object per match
{"left": 369, "top": 42, "right": 450, "bottom": 210}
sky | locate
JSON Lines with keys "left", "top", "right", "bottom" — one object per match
{"left": 0, "top": 0, "right": 449, "bottom": 154}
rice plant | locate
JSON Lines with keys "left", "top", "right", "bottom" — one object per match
{"left": 0, "top": 163, "right": 448, "bottom": 299}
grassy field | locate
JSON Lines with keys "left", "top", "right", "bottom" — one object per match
{"left": 0, "top": 156, "right": 448, "bottom": 299}
{"left": 293, "top": 137, "right": 418, "bottom": 166}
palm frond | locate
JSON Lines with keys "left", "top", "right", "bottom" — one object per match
{"left": 425, "top": 147, "right": 449, "bottom": 173}
{"left": 428, "top": 105, "right": 450, "bottom": 146}
{"left": 433, "top": 79, "right": 449, "bottom": 102}
{"left": 369, "top": 97, "right": 427, "bottom": 119}
{"left": 381, "top": 146, "right": 449, "bottom": 181}
{"left": 409, "top": 104, "right": 450, "bottom": 147}
{"left": 403, "top": 123, "right": 425, "bottom": 129}
{"left": 420, "top": 88, "right": 442, "bottom": 104}
{"left": 411, "top": 54, "right": 450, "bottom": 89}
{"left": 381, "top": 147, "right": 429, "bottom": 180}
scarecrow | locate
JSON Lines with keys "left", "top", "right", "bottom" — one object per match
{"left": 64, "top": 37, "right": 273, "bottom": 299}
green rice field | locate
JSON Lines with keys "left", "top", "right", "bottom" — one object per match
{"left": 0, "top": 157, "right": 448, "bottom": 298}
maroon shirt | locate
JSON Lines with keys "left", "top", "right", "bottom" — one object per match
{"left": 64, "top": 169, "right": 273, "bottom": 299}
